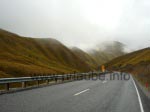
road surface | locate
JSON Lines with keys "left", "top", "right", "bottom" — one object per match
{"left": 0, "top": 73, "right": 149, "bottom": 112}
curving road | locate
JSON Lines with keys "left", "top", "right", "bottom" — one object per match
{"left": 0, "top": 73, "right": 149, "bottom": 112}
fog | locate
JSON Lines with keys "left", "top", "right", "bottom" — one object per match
{"left": 0, "top": 0, "right": 150, "bottom": 51}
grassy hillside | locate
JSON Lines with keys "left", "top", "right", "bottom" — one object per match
{"left": 105, "top": 48, "right": 150, "bottom": 69}
{"left": 89, "top": 41, "right": 125, "bottom": 64}
{"left": 105, "top": 48, "right": 150, "bottom": 87}
{"left": 71, "top": 47, "right": 99, "bottom": 69}
{"left": 0, "top": 29, "right": 130, "bottom": 78}
{"left": 0, "top": 29, "right": 92, "bottom": 78}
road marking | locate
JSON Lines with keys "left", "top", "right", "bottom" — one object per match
{"left": 131, "top": 76, "right": 144, "bottom": 112}
{"left": 74, "top": 89, "right": 90, "bottom": 96}
{"left": 102, "top": 81, "right": 107, "bottom": 83}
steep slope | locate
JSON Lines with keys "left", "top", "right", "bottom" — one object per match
{"left": 89, "top": 41, "right": 125, "bottom": 64}
{"left": 105, "top": 48, "right": 150, "bottom": 69}
{"left": 71, "top": 47, "right": 98, "bottom": 69}
{"left": 0, "top": 29, "right": 91, "bottom": 78}
{"left": 105, "top": 47, "right": 150, "bottom": 85}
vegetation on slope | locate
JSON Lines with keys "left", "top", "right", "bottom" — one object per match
{"left": 0, "top": 29, "right": 128, "bottom": 78}
{"left": 0, "top": 29, "right": 92, "bottom": 77}
{"left": 105, "top": 48, "right": 150, "bottom": 88}
{"left": 71, "top": 47, "right": 99, "bottom": 69}
{"left": 89, "top": 41, "right": 126, "bottom": 64}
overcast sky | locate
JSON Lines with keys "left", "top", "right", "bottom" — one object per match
{"left": 0, "top": 0, "right": 150, "bottom": 51}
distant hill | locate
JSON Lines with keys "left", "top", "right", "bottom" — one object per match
{"left": 0, "top": 29, "right": 92, "bottom": 78}
{"left": 89, "top": 41, "right": 126, "bottom": 64}
{"left": 105, "top": 47, "right": 150, "bottom": 85}
{"left": 71, "top": 47, "right": 98, "bottom": 69}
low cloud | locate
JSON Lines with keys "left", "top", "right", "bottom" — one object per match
{"left": 0, "top": 0, "right": 149, "bottom": 51}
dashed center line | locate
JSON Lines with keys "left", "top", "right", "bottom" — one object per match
{"left": 74, "top": 89, "right": 90, "bottom": 96}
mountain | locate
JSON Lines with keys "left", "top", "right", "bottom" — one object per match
{"left": 105, "top": 47, "right": 150, "bottom": 70}
{"left": 89, "top": 41, "right": 126, "bottom": 64}
{"left": 105, "top": 47, "right": 150, "bottom": 85}
{"left": 71, "top": 47, "right": 98, "bottom": 69}
{"left": 0, "top": 29, "right": 92, "bottom": 78}
{"left": 0, "top": 29, "right": 129, "bottom": 78}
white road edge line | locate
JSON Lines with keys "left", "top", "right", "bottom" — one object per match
{"left": 74, "top": 89, "right": 90, "bottom": 96}
{"left": 102, "top": 81, "right": 107, "bottom": 83}
{"left": 131, "top": 76, "right": 144, "bottom": 112}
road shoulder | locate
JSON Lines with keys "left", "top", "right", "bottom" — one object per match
{"left": 134, "top": 78, "right": 150, "bottom": 112}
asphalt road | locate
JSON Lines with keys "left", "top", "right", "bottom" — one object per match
{"left": 0, "top": 73, "right": 149, "bottom": 112}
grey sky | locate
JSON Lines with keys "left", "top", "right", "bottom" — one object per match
{"left": 0, "top": 0, "right": 150, "bottom": 51}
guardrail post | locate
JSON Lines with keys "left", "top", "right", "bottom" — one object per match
{"left": 69, "top": 75, "right": 71, "bottom": 80}
{"left": 70, "top": 75, "right": 72, "bottom": 80}
{"left": 92, "top": 71, "right": 93, "bottom": 78}
{"left": 46, "top": 80, "right": 49, "bottom": 84}
{"left": 66, "top": 75, "right": 69, "bottom": 80}
{"left": 81, "top": 74, "right": 83, "bottom": 80}
{"left": 22, "top": 82, "right": 26, "bottom": 88}
{"left": 77, "top": 74, "right": 79, "bottom": 80}
{"left": 37, "top": 80, "right": 40, "bottom": 86}
{"left": 62, "top": 76, "right": 64, "bottom": 82}
{"left": 55, "top": 76, "right": 57, "bottom": 82}
{"left": 73, "top": 74, "right": 75, "bottom": 80}
{"left": 88, "top": 73, "right": 91, "bottom": 80}
{"left": 5, "top": 83, "right": 9, "bottom": 91}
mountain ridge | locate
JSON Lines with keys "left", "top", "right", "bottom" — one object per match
{"left": 105, "top": 47, "right": 150, "bottom": 85}
{"left": 0, "top": 29, "right": 129, "bottom": 78}
{"left": 0, "top": 29, "right": 92, "bottom": 77}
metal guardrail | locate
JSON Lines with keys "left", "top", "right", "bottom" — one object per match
{"left": 0, "top": 72, "right": 107, "bottom": 91}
